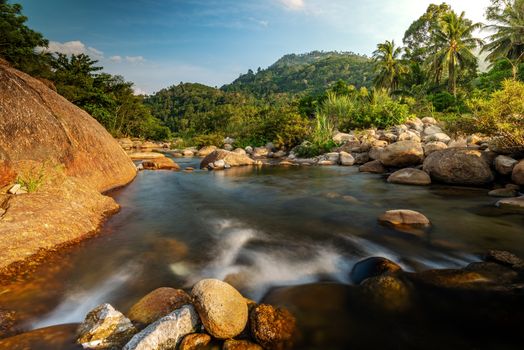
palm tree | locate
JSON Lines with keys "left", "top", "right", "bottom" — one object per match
{"left": 427, "top": 11, "right": 484, "bottom": 96}
{"left": 372, "top": 40, "right": 407, "bottom": 92}
{"left": 483, "top": 0, "right": 524, "bottom": 79}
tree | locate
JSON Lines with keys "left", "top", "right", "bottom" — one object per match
{"left": 0, "top": 0, "right": 52, "bottom": 75}
{"left": 483, "top": 0, "right": 524, "bottom": 79}
{"left": 427, "top": 11, "right": 483, "bottom": 96}
{"left": 372, "top": 40, "right": 407, "bottom": 92}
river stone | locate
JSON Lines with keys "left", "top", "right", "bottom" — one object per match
{"left": 512, "top": 160, "right": 524, "bottom": 185}
{"left": 77, "top": 303, "right": 137, "bottom": 349}
{"left": 333, "top": 132, "right": 354, "bottom": 144}
{"left": 488, "top": 188, "right": 518, "bottom": 197}
{"left": 361, "top": 276, "right": 410, "bottom": 312}
{"left": 351, "top": 152, "right": 370, "bottom": 165}
{"left": 378, "top": 210, "right": 430, "bottom": 227}
{"left": 182, "top": 149, "right": 195, "bottom": 157}
{"left": 495, "top": 155, "right": 518, "bottom": 175}
{"left": 484, "top": 250, "right": 523, "bottom": 268}
{"left": 223, "top": 339, "right": 263, "bottom": 350}
{"left": 233, "top": 148, "right": 247, "bottom": 155}
{"left": 200, "top": 150, "right": 254, "bottom": 169}
{"left": 380, "top": 132, "right": 398, "bottom": 143}
{"left": 387, "top": 168, "right": 431, "bottom": 186}
{"left": 423, "top": 132, "right": 451, "bottom": 144}
{"left": 422, "top": 125, "right": 442, "bottom": 136}
{"left": 398, "top": 131, "right": 421, "bottom": 143}
{"left": 197, "top": 146, "right": 217, "bottom": 157}
{"left": 351, "top": 257, "right": 402, "bottom": 285}
{"left": 250, "top": 304, "right": 296, "bottom": 350}
{"left": 423, "top": 141, "right": 447, "bottom": 156}
{"left": 421, "top": 117, "right": 438, "bottom": 125}
{"left": 496, "top": 196, "right": 524, "bottom": 211}
{"left": 368, "top": 146, "right": 384, "bottom": 160}
{"left": 141, "top": 157, "right": 180, "bottom": 171}
{"left": 179, "top": 333, "right": 212, "bottom": 350}
{"left": 324, "top": 152, "right": 340, "bottom": 163}
{"left": 253, "top": 147, "right": 269, "bottom": 157}
{"left": 191, "top": 279, "right": 248, "bottom": 339}
{"left": 380, "top": 141, "right": 424, "bottom": 167}
{"left": 339, "top": 151, "right": 355, "bottom": 166}
{"left": 123, "top": 305, "right": 200, "bottom": 350}
{"left": 127, "top": 288, "right": 192, "bottom": 327}
{"left": 423, "top": 148, "right": 494, "bottom": 186}
{"left": 406, "top": 117, "right": 424, "bottom": 132}
{"left": 359, "top": 160, "right": 386, "bottom": 174}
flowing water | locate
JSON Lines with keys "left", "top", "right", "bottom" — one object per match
{"left": 1, "top": 158, "right": 523, "bottom": 349}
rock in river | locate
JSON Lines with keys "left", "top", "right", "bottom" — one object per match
{"left": 128, "top": 287, "right": 192, "bottom": 327}
{"left": 191, "top": 279, "right": 248, "bottom": 339}
{"left": 200, "top": 150, "right": 254, "bottom": 169}
{"left": 359, "top": 160, "right": 386, "bottom": 174}
{"left": 123, "top": 305, "right": 200, "bottom": 350}
{"left": 423, "top": 148, "right": 494, "bottom": 185}
{"left": 250, "top": 304, "right": 296, "bottom": 350}
{"left": 387, "top": 168, "right": 431, "bottom": 186}
{"left": 351, "top": 257, "right": 402, "bottom": 285}
{"left": 141, "top": 157, "right": 180, "bottom": 171}
{"left": 512, "top": 160, "right": 524, "bottom": 185}
{"left": 380, "top": 141, "right": 424, "bottom": 167}
{"left": 378, "top": 210, "right": 430, "bottom": 228}
{"left": 77, "top": 303, "right": 137, "bottom": 349}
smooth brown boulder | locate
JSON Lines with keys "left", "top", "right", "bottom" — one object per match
{"left": 197, "top": 145, "right": 218, "bottom": 157}
{"left": 128, "top": 288, "right": 192, "bottom": 327}
{"left": 380, "top": 141, "right": 424, "bottom": 167}
{"left": 191, "top": 279, "right": 248, "bottom": 339}
{"left": 179, "top": 333, "right": 212, "bottom": 350}
{"left": 200, "top": 150, "right": 255, "bottom": 169}
{"left": 360, "top": 276, "right": 411, "bottom": 312}
{"left": 387, "top": 168, "right": 431, "bottom": 186}
{"left": 378, "top": 210, "right": 430, "bottom": 228}
{"left": 495, "top": 155, "right": 518, "bottom": 175}
{"left": 423, "top": 148, "right": 494, "bottom": 185}
{"left": 0, "top": 60, "right": 136, "bottom": 192}
{"left": 351, "top": 257, "right": 402, "bottom": 284}
{"left": 250, "top": 304, "right": 295, "bottom": 350}
{"left": 359, "top": 160, "right": 386, "bottom": 174}
{"left": 223, "top": 339, "right": 263, "bottom": 350}
{"left": 513, "top": 160, "right": 524, "bottom": 185}
{"left": 141, "top": 157, "right": 180, "bottom": 170}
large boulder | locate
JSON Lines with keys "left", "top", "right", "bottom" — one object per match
{"left": 423, "top": 141, "right": 447, "bottom": 156}
{"left": 127, "top": 288, "right": 192, "bottom": 327}
{"left": 77, "top": 304, "right": 137, "bottom": 349}
{"left": 512, "top": 160, "right": 524, "bottom": 185}
{"left": 191, "top": 279, "right": 248, "bottom": 339}
{"left": 200, "top": 150, "right": 254, "bottom": 169}
{"left": 197, "top": 145, "right": 217, "bottom": 157}
{"left": 423, "top": 148, "right": 494, "bottom": 186}
{"left": 359, "top": 160, "right": 386, "bottom": 174}
{"left": 351, "top": 257, "right": 402, "bottom": 285}
{"left": 387, "top": 168, "right": 431, "bottom": 186}
{"left": 250, "top": 304, "right": 296, "bottom": 350}
{"left": 495, "top": 155, "right": 518, "bottom": 175}
{"left": 0, "top": 60, "right": 136, "bottom": 192}
{"left": 380, "top": 141, "right": 424, "bottom": 167}
{"left": 339, "top": 151, "right": 355, "bottom": 166}
{"left": 123, "top": 305, "right": 200, "bottom": 350}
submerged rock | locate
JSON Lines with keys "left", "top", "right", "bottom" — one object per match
{"left": 351, "top": 257, "right": 402, "bottom": 284}
{"left": 380, "top": 141, "right": 424, "bottom": 167}
{"left": 191, "top": 279, "right": 248, "bottom": 339}
{"left": 360, "top": 276, "right": 410, "bottom": 312}
{"left": 488, "top": 187, "right": 518, "bottom": 197}
{"left": 484, "top": 250, "right": 524, "bottom": 268}
{"left": 127, "top": 287, "right": 192, "bottom": 327}
{"left": 250, "top": 304, "right": 296, "bottom": 350}
{"left": 77, "top": 303, "right": 137, "bottom": 349}
{"left": 123, "top": 305, "right": 200, "bottom": 350}
{"left": 387, "top": 168, "right": 431, "bottom": 186}
{"left": 178, "top": 333, "right": 212, "bottom": 350}
{"left": 423, "top": 148, "right": 494, "bottom": 185}
{"left": 496, "top": 196, "right": 524, "bottom": 211}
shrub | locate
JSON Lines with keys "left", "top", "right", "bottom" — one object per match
{"left": 295, "top": 112, "right": 337, "bottom": 157}
{"left": 192, "top": 133, "right": 224, "bottom": 148}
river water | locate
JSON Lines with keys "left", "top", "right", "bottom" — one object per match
{"left": 1, "top": 157, "right": 523, "bottom": 349}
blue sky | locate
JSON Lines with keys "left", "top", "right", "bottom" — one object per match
{"left": 18, "top": 0, "right": 490, "bottom": 94}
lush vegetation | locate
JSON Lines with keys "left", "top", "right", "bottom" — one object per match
{"left": 1, "top": 0, "right": 523, "bottom": 153}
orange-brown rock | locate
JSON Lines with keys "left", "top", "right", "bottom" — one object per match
{"left": 0, "top": 60, "right": 136, "bottom": 272}
{"left": 127, "top": 287, "right": 192, "bottom": 327}
{"left": 223, "top": 339, "right": 263, "bottom": 350}
{"left": 179, "top": 333, "right": 212, "bottom": 350}
{"left": 200, "top": 150, "right": 254, "bottom": 169}
{"left": 141, "top": 157, "right": 180, "bottom": 170}
{"left": 250, "top": 304, "right": 296, "bottom": 350}
{"left": 0, "top": 148, "right": 15, "bottom": 188}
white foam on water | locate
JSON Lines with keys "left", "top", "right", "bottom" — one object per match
{"left": 31, "top": 265, "right": 137, "bottom": 329}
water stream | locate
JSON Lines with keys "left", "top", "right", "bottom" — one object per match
{"left": 1, "top": 157, "right": 523, "bottom": 348}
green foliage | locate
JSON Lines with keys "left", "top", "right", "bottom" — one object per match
{"left": 192, "top": 133, "right": 224, "bottom": 148}
{"left": 223, "top": 51, "right": 375, "bottom": 97}
{"left": 295, "top": 113, "right": 336, "bottom": 158}
{"left": 452, "top": 80, "right": 524, "bottom": 151}
{"left": 16, "top": 163, "right": 47, "bottom": 193}
{"left": 428, "top": 91, "right": 467, "bottom": 112}
{"left": 373, "top": 40, "right": 407, "bottom": 91}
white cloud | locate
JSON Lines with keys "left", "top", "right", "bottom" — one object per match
{"left": 280, "top": 0, "right": 305, "bottom": 11}
{"left": 45, "top": 40, "right": 104, "bottom": 59}
{"left": 109, "top": 55, "right": 122, "bottom": 63}
{"left": 125, "top": 56, "right": 145, "bottom": 63}
{"left": 132, "top": 86, "right": 148, "bottom": 96}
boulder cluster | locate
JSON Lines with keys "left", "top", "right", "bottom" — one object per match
{"left": 76, "top": 279, "right": 296, "bottom": 350}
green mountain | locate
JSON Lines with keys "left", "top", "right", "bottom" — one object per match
{"left": 222, "top": 51, "right": 375, "bottom": 96}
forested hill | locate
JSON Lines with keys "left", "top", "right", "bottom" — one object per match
{"left": 222, "top": 51, "right": 375, "bottom": 96}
